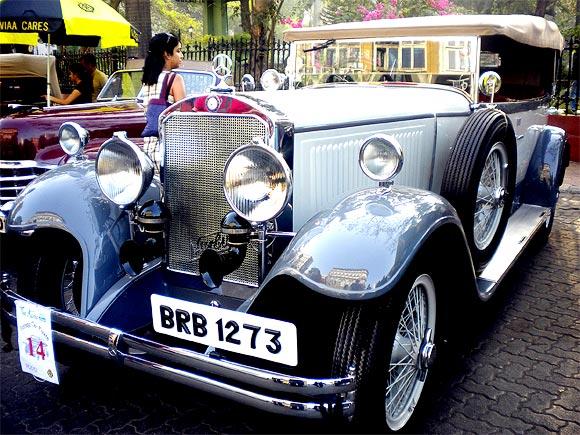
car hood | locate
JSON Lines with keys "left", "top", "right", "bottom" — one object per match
{"left": 0, "top": 101, "right": 145, "bottom": 164}
{"left": 242, "top": 84, "right": 473, "bottom": 130}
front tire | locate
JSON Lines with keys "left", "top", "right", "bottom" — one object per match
{"left": 18, "top": 244, "right": 82, "bottom": 316}
{"left": 332, "top": 266, "right": 438, "bottom": 432}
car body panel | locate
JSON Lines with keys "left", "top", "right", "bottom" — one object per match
{"left": 263, "top": 185, "right": 467, "bottom": 300}
{"left": 7, "top": 161, "right": 162, "bottom": 315}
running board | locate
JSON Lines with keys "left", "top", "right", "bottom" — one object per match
{"left": 477, "top": 204, "right": 551, "bottom": 301}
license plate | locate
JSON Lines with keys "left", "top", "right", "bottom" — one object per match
{"left": 151, "top": 294, "right": 298, "bottom": 366}
{"left": 15, "top": 300, "right": 60, "bottom": 384}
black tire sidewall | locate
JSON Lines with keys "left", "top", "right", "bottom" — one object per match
{"left": 466, "top": 123, "right": 515, "bottom": 264}
{"left": 442, "top": 110, "right": 516, "bottom": 269}
{"left": 332, "top": 263, "right": 440, "bottom": 432}
{"left": 17, "top": 247, "right": 81, "bottom": 312}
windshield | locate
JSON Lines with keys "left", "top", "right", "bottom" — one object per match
{"left": 99, "top": 70, "right": 216, "bottom": 102}
{"left": 98, "top": 69, "right": 143, "bottom": 102}
{"left": 290, "top": 36, "right": 478, "bottom": 98}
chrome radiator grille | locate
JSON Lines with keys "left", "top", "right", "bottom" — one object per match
{"left": 0, "top": 161, "right": 55, "bottom": 205}
{"left": 163, "top": 113, "right": 268, "bottom": 286}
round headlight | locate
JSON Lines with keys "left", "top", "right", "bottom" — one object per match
{"left": 59, "top": 122, "right": 89, "bottom": 156}
{"left": 359, "top": 134, "right": 404, "bottom": 182}
{"left": 260, "top": 69, "right": 284, "bottom": 91}
{"left": 224, "top": 142, "right": 292, "bottom": 222}
{"left": 96, "top": 133, "right": 154, "bottom": 206}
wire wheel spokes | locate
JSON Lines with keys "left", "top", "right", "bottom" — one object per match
{"left": 474, "top": 141, "right": 509, "bottom": 250}
{"left": 61, "top": 259, "right": 81, "bottom": 316}
{"left": 385, "top": 274, "right": 436, "bottom": 431}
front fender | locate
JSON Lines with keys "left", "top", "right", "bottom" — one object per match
{"left": 7, "top": 160, "right": 161, "bottom": 314}
{"left": 520, "top": 125, "right": 568, "bottom": 208}
{"left": 263, "top": 186, "right": 466, "bottom": 300}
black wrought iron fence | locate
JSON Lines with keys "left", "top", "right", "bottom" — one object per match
{"left": 55, "top": 39, "right": 291, "bottom": 93}
{"left": 56, "top": 48, "right": 127, "bottom": 93}
{"left": 553, "top": 36, "right": 578, "bottom": 114}
{"left": 183, "top": 38, "right": 291, "bottom": 90}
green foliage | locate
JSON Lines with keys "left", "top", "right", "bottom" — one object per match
{"left": 320, "top": 0, "right": 372, "bottom": 24}
{"left": 320, "top": 0, "right": 461, "bottom": 25}
{"left": 190, "top": 33, "right": 252, "bottom": 45}
{"left": 150, "top": 0, "right": 203, "bottom": 44}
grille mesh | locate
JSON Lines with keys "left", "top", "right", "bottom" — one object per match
{"left": 0, "top": 164, "right": 54, "bottom": 205}
{"left": 163, "top": 113, "right": 268, "bottom": 286}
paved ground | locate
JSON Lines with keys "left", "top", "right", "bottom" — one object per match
{"left": 1, "top": 163, "right": 579, "bottom": 434}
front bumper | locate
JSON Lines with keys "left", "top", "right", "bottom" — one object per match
{"left": 1, "top": 289, "right": 355, "bottom": 419}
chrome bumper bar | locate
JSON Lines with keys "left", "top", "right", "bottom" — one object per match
{"left": 1, "top": 290, "right": 355, "bottom": 419}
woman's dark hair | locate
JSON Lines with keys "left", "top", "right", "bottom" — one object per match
{"left": 142, "top": 32, "right": 180, "bottom": 85}
{"left": 69, "top": 63, "right": 92, "bottom": 87}
{"left": 69, "top": 62, "right": 93, "bottom": 101}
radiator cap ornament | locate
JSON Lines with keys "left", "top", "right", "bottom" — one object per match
{"left": 211, "top": 54, "right": 234, "bottom": 93}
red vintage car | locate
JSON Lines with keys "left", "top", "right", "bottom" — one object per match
{"left": 0, "top": 56, "right": 216, "bottom": 204}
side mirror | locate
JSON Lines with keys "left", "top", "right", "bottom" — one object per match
{"left": 241, "top": 74, "right": 255, "bottom": 92}
{"left": 478, "top": 71, "right": 502, "bottom": 104}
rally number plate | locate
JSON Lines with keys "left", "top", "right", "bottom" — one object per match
{"left": 15, "top": 300, "right": 59, "bottom": 384}
{"left": 151, "top": 294, "right": 298, "bottom": 366}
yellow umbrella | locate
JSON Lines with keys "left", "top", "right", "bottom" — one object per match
{"left": 0, "top": 0, "right": 139, "bottom": 48}
{"left": 0, "top": 0, "right": 139, "bottom": 105}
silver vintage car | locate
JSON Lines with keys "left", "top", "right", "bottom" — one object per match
{"left": 0, "top": 14, "right": 569, "bottom": 432}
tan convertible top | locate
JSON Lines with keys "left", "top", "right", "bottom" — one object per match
{"left": 284, "top": 14, "right": 564, "bottom": 50}
{"left": 0, "top": 53, "right": 62, "bottom": 98}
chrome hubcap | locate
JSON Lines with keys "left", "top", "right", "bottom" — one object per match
{"left": 385, "top": 274, "right": 436, "bottom": 431}
{"left": 474, "top": 141, "right": 509, "bottom": 250}
{"left": 418, "top": 328, "right": 436, "bottom": 381}
{"left": 62, "top": 259, "right": 80, "bottom": 316}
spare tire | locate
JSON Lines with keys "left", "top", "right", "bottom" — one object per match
{"left": 441, "top": 109, "right": 516, "bottom": 271}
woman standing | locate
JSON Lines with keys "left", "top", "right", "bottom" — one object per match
{"left": 45, "top": 63, "right": 93, "bottom": 105}
{"left": 140, "top": 32, "right": 186, "bottom": 168}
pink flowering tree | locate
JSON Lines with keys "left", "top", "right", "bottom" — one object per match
{"left": 352, "top": 0, "right": 455, "bottom": 23}
{"left": 279, "top": 17, "right": 304, "bottom": 28}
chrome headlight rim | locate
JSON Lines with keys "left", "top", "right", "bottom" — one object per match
{"left": 95, "top": 133, "right": 154, "bottom": 207}
{"left": 260, "top": 69, "right": 285, "bottom": 91}
{"left": 223, "top": 141, "right": 293, "bottom": 223}
{"left": 359, "top": 134, "right": 404, "bottom": 182}
{"left": 58, "top": 121, "right": 89, "bottom": 157}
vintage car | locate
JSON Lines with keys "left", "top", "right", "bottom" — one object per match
{"left": 0, "top": 60, "right": 216, "bottom": 205}
{"left": 0, "top": 15, "right": 570, "bottom": 432}
{"left": 0, "top": 53, "right": 63, "bottom": 115}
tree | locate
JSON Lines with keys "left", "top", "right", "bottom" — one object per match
{"left": 124, "top": 0, "right": 152, "bottom": 58}
{"left": 238, "top": 0, "right": 285, "bottom": 47}
{"left": 321, "top": 0, "right": 455, "bottom": 24}
{"left": 535, "top": 0, "right": 557, "bottom": 16}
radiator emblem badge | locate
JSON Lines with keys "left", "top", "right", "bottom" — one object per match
{"left": 206, "top": 96, "right": 221, "bottom": 112}
{"left": 190, "top": 232, "right": 229, "bottom": 260}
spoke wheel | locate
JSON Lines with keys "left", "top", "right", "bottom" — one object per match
{"left": 331, "top": 264, "right": 439, "bottom": 433}
{"left": 18, "top": 244, "right": 83, "bottom": 316}
{"left": 441, "top": 109, "right": 516, "bottom": 271}
{"left": 473, "top": 141, "right": 509, "bottom": 251}
{"left": 386, "top": 274, "right": 436, "bottom": 431}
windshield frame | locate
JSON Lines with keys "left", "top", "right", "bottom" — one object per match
{"left": 287, "top": 35, "right": 479, "bottom": 99}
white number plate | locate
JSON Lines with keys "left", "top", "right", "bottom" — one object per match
{"left": 15, "top": 300, "right": 59, "bottom": 384}
{"left": 151, "top": 294, "right": 298, "bottom": 366}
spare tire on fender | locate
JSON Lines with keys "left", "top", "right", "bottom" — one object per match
{"left": 441, "top": 109, "right": 517, "bottom": 272}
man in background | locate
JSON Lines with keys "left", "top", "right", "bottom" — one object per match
{"left": 80, "top": 53, "right": 108, "bottom": 102}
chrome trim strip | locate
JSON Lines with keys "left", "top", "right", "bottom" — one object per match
{"left": 293, "top": 111, "right": 470, "bottom": 133}
{"left": 0, "top": 175, "right": 37, "bottom": 183}
{"left": 0, "top": 161, "right": 57, "bottom": 170}
{"left": 3, "top": 291, "right": 354, "bottom": 401}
